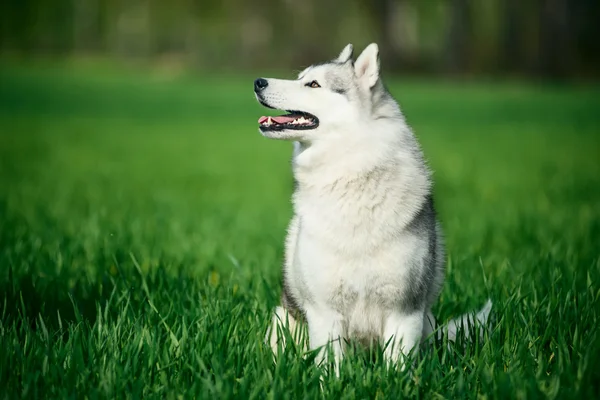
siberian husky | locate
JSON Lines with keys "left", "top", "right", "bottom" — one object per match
{"left": 254, "top": 43, "right": 491, "bottom": 374}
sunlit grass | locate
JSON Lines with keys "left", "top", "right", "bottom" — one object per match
{"left": 0, "top": 64, "right": 599, "bottom": 398}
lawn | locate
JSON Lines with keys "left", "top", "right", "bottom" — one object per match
{"left": 0, "top": 63, "right": 599, "bottom": 399}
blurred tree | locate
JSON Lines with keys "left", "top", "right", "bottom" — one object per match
{"left": 499, "top": 0, "right": 522, "bottom": 74}
{"left": 572, "top": 0, "right": 600, "bottom": 76}
{"left": 445, "top": 0, "right": 472, "bottom": 74}
{"left": 358, "top": 0, "right": 406, "bottom": 70}
{"left": 537, "top": 0, "right": 571, "bottom": 78}
{"left": 74, "top": 0, "right": 101, "bottom": 52}
{"left": 0, "top": 0, "right": 598, "bottom": 79}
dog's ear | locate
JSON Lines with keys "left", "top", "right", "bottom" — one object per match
{"left": 354, "top": 43, "right": 380, "bottom": 88}
{"left": 336, "top": 44, "right": 354, "bottom": 63}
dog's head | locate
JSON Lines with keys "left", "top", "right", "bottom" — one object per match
{"left": 254, "top": 43, "right": 386, "bottom": 141}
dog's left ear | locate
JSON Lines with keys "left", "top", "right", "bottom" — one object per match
{"left": 354, "top": 43, "right": 380, "bottom": 88}
{"left": 336, "top": 44, "right": 354, "bottom": 63}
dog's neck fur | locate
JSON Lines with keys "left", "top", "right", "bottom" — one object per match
{"left": 291, "top": 114, "right": 432, "bottom": 236}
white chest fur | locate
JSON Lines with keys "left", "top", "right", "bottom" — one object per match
{"left": 288, "top": 155, "right": 430, "bottom": 339}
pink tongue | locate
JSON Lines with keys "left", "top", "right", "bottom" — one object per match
{"left": 258, "top": 115, "right": 297, "bottom": 124}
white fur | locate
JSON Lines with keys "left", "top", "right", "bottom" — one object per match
{"left": 259, "top": 44, "right": 491, "bottom": 374}
{"left": 336, "top": 44, "right": 354, "bottom": 63}
{"left": 354, "top": 43, "right": 380, "bottom": 88}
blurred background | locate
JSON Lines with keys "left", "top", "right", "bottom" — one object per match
{"left": 0, "top": 2, "right": 599, "bottom": 396}
{"left": 1, "top": 0, "right": 600, "bottom": 79}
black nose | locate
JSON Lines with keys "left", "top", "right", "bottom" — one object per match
{"left": 254, "top": 78, "right": 268, "bottom": 92}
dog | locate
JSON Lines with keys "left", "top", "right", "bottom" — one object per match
{"left": 254, "top": 43, "right": 491, "bottom": 374}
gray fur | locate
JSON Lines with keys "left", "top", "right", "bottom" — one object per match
{"left": 261, "top": 43, "right": 491, "bottom": 372}
{"left": 403, "top": 195, "right": 446, "bottom": 313}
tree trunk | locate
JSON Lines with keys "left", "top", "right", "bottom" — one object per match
{"left": 359, "top": 0, "right": 406, "bottom": 71}
{"left": 499, "top": 0, "right": 521, "bottom": 74}
{"left": 445, "top": 0, "right": 472, "bottom": 75}
{"left": 537, "top": 0, "right": 570, "bottom": 79}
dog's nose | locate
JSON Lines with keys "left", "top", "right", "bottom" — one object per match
{"left": 254, "top": 78, "right": 268, "bottom": 92}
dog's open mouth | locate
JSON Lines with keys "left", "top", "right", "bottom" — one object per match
{"left": 258, "top": 111, "right": 319, "bottom": 131}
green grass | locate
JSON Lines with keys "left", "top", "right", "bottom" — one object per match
{"left": 0, "top": 63, "right": 599, "bottom": 399}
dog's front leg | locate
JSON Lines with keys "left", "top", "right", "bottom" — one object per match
{"left": 267, "top": 306, "right": 302, "bottom": 353}
{"left": 306, "top": 307, "right": 344, "bottom": 377}
{"left": 382, "top": 310, "right": 424, "bottom": 370}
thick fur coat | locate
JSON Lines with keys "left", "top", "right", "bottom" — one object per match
{"left": 254, "top": 44, "right": 490, "bottom": 373}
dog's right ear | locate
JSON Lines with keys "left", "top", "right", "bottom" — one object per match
{"left": 354, "top": 43, "right": 380, "bottom": 88}
{"left": 336, "top": 44, "right": 354, "bottom": 64}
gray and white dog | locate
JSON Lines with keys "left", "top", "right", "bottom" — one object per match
{"left": 254, "top": 43, "right": 491, "bottom": 373}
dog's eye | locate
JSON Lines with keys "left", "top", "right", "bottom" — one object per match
{"left": 306, "top": 80, "right": 321, "bottom": 88}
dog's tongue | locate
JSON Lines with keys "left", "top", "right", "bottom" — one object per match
{"left": 258, "top": 115, "right": 297, "bottom": 124}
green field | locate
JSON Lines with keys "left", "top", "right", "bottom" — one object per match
{"left": 0, "top": 63, "right": 599, "bottom": 399}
